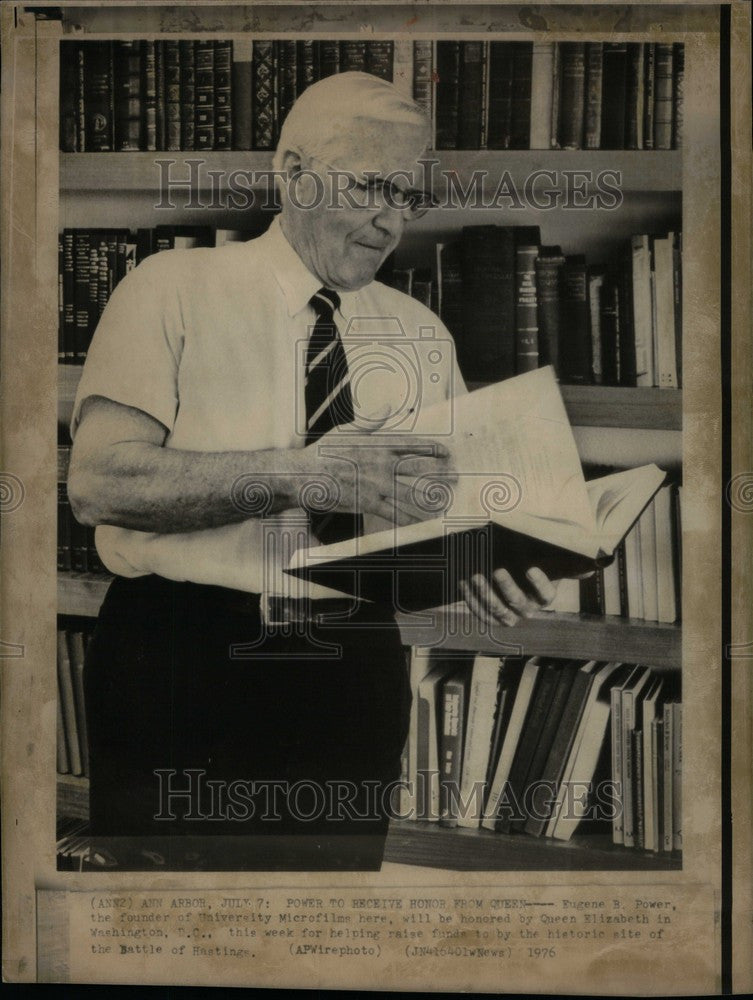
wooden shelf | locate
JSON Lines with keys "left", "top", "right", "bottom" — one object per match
{"left": 60, "top": 365, "right": 681, "bottom": 432}
{"left": 56, "top": 774, "right": 679, "bottom": 871}
{"left": 60, "top": 150, "right": 682, "bottom": 194}
{"left": 58, "top": 574, "right": 680, "bottom": 670}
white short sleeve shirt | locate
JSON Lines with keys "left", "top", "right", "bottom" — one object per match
{"left": 72, "top": 217, "right": 466, "bottom": 596}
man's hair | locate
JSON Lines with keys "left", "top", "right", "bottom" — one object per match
{"left": 272, "top": 70, "right": 430, "bottom": 172}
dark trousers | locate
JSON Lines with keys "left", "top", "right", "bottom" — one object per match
{"left": 84, "top": 575, "right": 410, "bottom": 865}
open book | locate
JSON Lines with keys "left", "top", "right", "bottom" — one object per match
{"left": 285, "top": 367, "right": 667, "bottom": 611}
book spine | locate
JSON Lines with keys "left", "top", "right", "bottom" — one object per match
{"left": 662, "top": 702, "right": 673, "bottom": 850}
{"left": 57, "top": 237, "right": 64, "bottom": 362}
{"left": 653, "top": 43, "right": 674, "bottom": 150}
{"left": 140, "top": 41, "right": 157, "bottom": 151}
{"left": 535, "top": 251, "right": 564, "bottom": 370}
{"left": 643, "top": 43, "right": 656, "bottom": 150}
{"left": 154, "top": 40, "right": 165, "bottom": 150}
{"left": 339, "top": 40, "right": 368, "bottom": 73}
{"left": 164, "top": 40, "right": 181, "bottom": 152}
{"left": 479, "top": 41, "right": 489, "bottom": 149}
{"left": 624, "top": 43, "right": 644, "bottom": 150}
{"left": 486, "top": 42, "right": 514, "bottom": 150}
{"left": 73, "top": 231, "right": 91, "bottom": 361}
{"left": 631, "top": 234, "right": 654, "bottom": 386}
{"left": 277, "top": 40, "right": 298, "bottom": 137}
{"left": 599, "top": 271, "right": 620, "bottom": 385}
{"left": 672, "top": 43, "right": 684, "bottom": 149}
{"left": 76, "top": 43, "right": 86, "bottom": 151}
{"left": 179, "top": 40, "right": 196, "bottom": 150}
{"left": 559, "top": 255, "right": 591, "bottom": 384}
{"left": 84, "top": 41, "right": 115, "bottom": 151}
{"left": 509, "top": 42, "right": 533, "bottom": 149}
{"left": 558, "top": 42, "right": 586, "bottom": 149}
{"left": 439, "top": 678, "right": 466, "bottom": 828}
{"left": 618, "top": 246, "right": 637, "bottom": 386}
{"left": 412, "top": 40, "right": 433, "bottom": 119}
{"left": 62, "top": 231, "right": 76, "bottom": 361}
{"left": 56, "top": 685, "right": 70, "bottom": 774}
{"left": 529, "top": 42, "right": 554, "bottom": 149}
{"left": 296, "top": 39, "right": 316, "bottom": 94}
{"left": 57, "top": 631, "right": 83, "bottom": 776}
{"left": 672, "top": 703, "right": 682, "bottom": 850}
{"left": 434, "top": 41, "right": 461, "bottom": 150}
{"left": 654, "top": 717, "right": 664, "bottom": 851}
{"left": 633, "top": 728, "right": 645, "bottom": 848}
{"left": 583, "top": 42, "right": 604, "bottom": 150}
{"left": 366, "top": 40, "right": 394, "bottom": 81}
{"left": 318, "top": 40, "right": 340, "bottom": 79}
{"left": 214, "top": 40, "right": 233, "bottom": 150}
{"left": 515, "top": 232, "right": 540, "bottom": 373}
{"left": 457, "top": 41, "right": 484, "bottom": 150}
{"left": 252, "top": 40, "right": 276, "bottom": 150}
{"left": 616, "top": 539, "right": 629, "bottom": 616}
{"left": 611, "top": 684, "right": 625, "bottom": 843}
{"left": 549, "top": 42, "right": 561, "bottom": 149}
{"left": 57, "top": 480, "right": 71, "bottom": 571}
{"left": 113, "top": 41, "right": 142, "bottom": 151}
{"left": 673, "top": 231, "right": 683, "bottom": 387}
{"left": 601, "top": 42, "right": 627, "bottom": 149}
{"left": 589, "top": 272, "right": 605, "bottom": 383}
{"left": 60, "top": 42, "right": 79, "bottom": 151}
{"left": 194, "top": 40, "right": 215, "bottom": 151}
{"left": 232, "top": 39, "right": 253, "bottom": 151}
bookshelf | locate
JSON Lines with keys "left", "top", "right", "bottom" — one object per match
{"left": 53, "top": 9, "right": 685, "bottom": 871}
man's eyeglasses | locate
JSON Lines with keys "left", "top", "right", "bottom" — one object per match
{"left": 310, "top": 157, "right": 437, "bottom": 220}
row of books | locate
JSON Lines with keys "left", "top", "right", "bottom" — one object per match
{"left": 548, "top": 483, "right": 682, "bottom": 624}
{"left": 58, "top": 445, "right": 106, "bottom": 573}
{"left": 402, "top": 648, "right": 681, "bottom": 852}
{"left": 433, "top": 225, "right": 683, "bottom": 388}
{"left": 430, "top": 41, "right": 684, "bottom": 151}
{"left": 57, "top": 225, "right": 258, "bottom": 362}
{"left": 57, "top": 627, "right": 92, "bottom": 777}
{"left": 59, "top": 38, "right": 395, "bottom": 152}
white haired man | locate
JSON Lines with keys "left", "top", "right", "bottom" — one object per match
{"left": 68, "top": 72, "right": 556, "bottom": 868}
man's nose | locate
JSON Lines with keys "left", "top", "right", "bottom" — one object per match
{"left": 371, "top": 198, "right": 405, "bottom": 239}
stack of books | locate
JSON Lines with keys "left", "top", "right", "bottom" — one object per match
{"left": 431, "top": 226, "right": 683, "bottom": 387}
{"left": 56, "top": 626, "right": 93, "bottom": 778}
{"left": 549, "top": 482, "right": 682, "bottom": 623}
{"left": 401, "top": 649, "right": 681, "bottom": 853}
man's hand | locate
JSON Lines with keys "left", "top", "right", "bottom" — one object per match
{"left": 303, "top": 407, "right": 457, "bottom": 526}
{"left": 459, "top": 567, "right": 558, "bottom": 627}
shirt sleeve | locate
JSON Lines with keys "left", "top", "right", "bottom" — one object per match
{"left": 70, "top": 252, "right": 185, "bottom": 437}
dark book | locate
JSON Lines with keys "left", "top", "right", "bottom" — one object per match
{"left": 434, "top": 41, "right": 461, "bottom": 150}
{"left": 483, "top": 661, "right": 522, "bottom": 807}
{"left": 643, "top": 43, "right": 656, "bottom": 150}
{"left": 60, "top": 41, "right": 79, "bottom": 151}
{"left": 510, "top": 42, "right": 533, "bottom": 149}
{"left": 296, "top": 39, "right": 317, "bottom": 93}
{"left": 616, "top": 539, "right": 629, "bottom": 617}
{"left": 559, "top": 255, "right": 592, "bottom": 385}
{"left": 57, "top": 630, "right": 83, "bottom": 777}
{"left": 83, "top": 41, "right": 114, "bottom": 151}
{"left": 194, "top": 41, "right": 215, "bottom": 151}
{"left": 411, "top": 270, "right": 433, "bottom": 309}
{"left": 672, "top": 43, "right": 684, "bottom": 149}
{"left": 113, "top": 40, "right": 142, "bottom": 151}
{"left": 317, "top": 40, "right": 340, "bottom": 79}
{"left": 673, "top": 231, "right": 683, "bottom": 387}
{"left": 457, "top": 41, "right": 484, "bottom": 150}
{"left": 439, "top": 669, "right": 469, "bottom": 828}
{"left": 600, "top": 42, "right": 628, "bottom": 149}
{"left": 525, "top": 661, "right": 600, "bottom": 836}
{"left": 458, "top": 225, "right": 516, "bottom": 382}
{"left": 62, "top": 230, "right": 76, "bottom": 361}
{"left": 58, "top": 237, "right": 64, "bottom": 361}
{"left": 72, "top": 230, "right": 92, "bottom": 360}
{"left": 496, "top": 660, "right": 560, "bottom": 833}
{"left": 549, "top": 42, "right": 562, "bottom": 148}
{"left": 535, "top": 245, "right": 565, "bottom": 371}
{"left": 140, "top": 40, "right": 157, "bottom": 152}
{"left": 515, "top": 226, "right": 541, "bottom": 373}
{"left": 583, "top": 42, "right": 604, "bottom": 149}
{"left": 57, "top": 482, "right": 71, "bottom": 571}
{"left": 624, "top": 43, "right": 644, "bottom": 150}
{"left": 75, "top": 41, "right": 86, "bottom": 152}
{"left": 599, "top": 269, "right": 621, "bottom": 385}
{"left": 213, "top": 40, "right": 233, "bottom": 150}
{"left": 56, "top": 687, "right": 70, "bottom": 775}
{"left": 179, "top": 39, "right": 196, "bottom": 150}
{"left": 164, "top": 40, "right": 182, "bottom": 151}
{"left": 618, "top": 245, "right": 637, "bottom": 386}
{"left": 232, "top": 40, "right": 253, "bottom": 150}
{"left": 558, "top": 42, "right": 586, "bottom": 150}
{"left": 513, "top": 661, "right": 579, "bottom": 832}
{"left": 277, "top": 40, "right": 298, "bottom": 138}
{"left": 632, "top": 727, "right": 645, "bottom": 848}
{"left": 366, "top": 41, "right": 394, "bottom": 81}
{"left": 68, "top": 632, "right": 91, "bottom": 777}
{"left": 154, "top": 40, "right": 165, "bottom": 150}
{"left": 416, "top": 660, "right": 456, "bottom": 820}
{"left": 486, "top": 42, "right": 514, "bottom": 149}
{"left": 653, "top": 43, "right": 674, "bottom": 150}
{"left": 412, "top": 40, "right": 433, "bottom": 117}
{"left": 339, "top": 40, "right": 368, "bottom": 73}
{"left": 579, "top": 570, "right": 605, "bottom": 615}
{"left": 136, "top": 227, "right": 155, "bottom": 263}
{"left": 252, "top": 40, "right": 276, "bottom": 150}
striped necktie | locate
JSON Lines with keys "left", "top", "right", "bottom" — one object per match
{"left": 305, "top": 288, "right": 362, "bottom": 543}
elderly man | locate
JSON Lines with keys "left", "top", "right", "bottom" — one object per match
{"left": 68, "top": 72, "right": 555, "bottom": 867}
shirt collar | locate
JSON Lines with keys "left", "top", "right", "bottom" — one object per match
{"left": 259, "top": 217, "right": 365, "bottom": 322}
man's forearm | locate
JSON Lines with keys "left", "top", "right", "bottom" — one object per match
{"left": 69, "top": 441, "right": 316, "bottom": 533}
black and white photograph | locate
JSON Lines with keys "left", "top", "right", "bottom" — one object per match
{"left": 2, "top": 0, "right": 750, "bottom": 992}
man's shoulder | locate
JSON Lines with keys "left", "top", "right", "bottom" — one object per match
{"left": 129, "top": 235, "right": 267, "bottom": 284}
{"left": 363, "top": 279, "right": 443, "bottom": 327}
